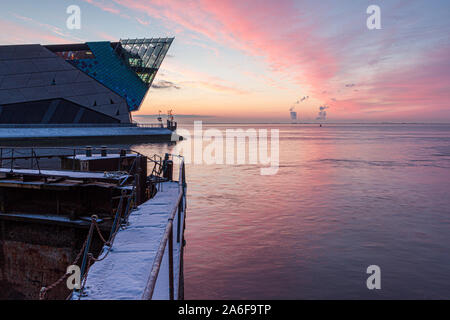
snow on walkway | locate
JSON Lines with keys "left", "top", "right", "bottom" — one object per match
{"left": 0, "top": 168, "right": 128, "bottom": 180}
{"left": 80, "top": 181, "right": 184, "bottom": 300}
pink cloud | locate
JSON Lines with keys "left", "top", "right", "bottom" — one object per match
{"left": 81, "top": 0, "right": 450, "bottom": 120}
{"left": 95, "top": 31, "right": 118, "bottom": 42}
{"left": 0, "top": 19, "right": 75, "bottom": 44}
{"left": 83, "top": 0, "right": 130, "bottom": 19}
{"left": 8, "top": 14, "right": 85, "bottom": 43}
{"left": 160, "top": 59, "right": 249, "bottom": 95}
{"left": 327, "top": 46, "right": 450, "bottom": 121}
{"left": 112, "top": 0, "right": 337, "bottom": 90}
{"left": 135, "top": 17, "right": 150, "bottom": 26}
{"left": 194, "top": 81, "right": 249, "bottom": 95}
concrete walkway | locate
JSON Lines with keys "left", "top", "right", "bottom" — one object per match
{"left": 80, "top": 181, "right": 184, "bottom": 299}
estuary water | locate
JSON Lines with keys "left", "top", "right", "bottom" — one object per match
{"left": 8, "top": 123, "right": 449, "bottom": 299}
{"left": 132, "top": 123, "right": 450, "bottom": 299}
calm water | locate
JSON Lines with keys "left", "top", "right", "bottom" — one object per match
{"left": 131, "top": 123, "right": 450, "bottom": 299}
{"left": 17, "top": 123, "right": 449, "bottom": 299}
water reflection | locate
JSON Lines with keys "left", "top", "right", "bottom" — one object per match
{"left": 5, "top": 124, "right": 450, "bottom": 299}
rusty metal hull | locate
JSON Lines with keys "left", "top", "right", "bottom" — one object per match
{"left": 0, "top": 149, "right": 159, "bottom": 299}
{"left": 0, "top": 218, "right": 105, "bottom": 299}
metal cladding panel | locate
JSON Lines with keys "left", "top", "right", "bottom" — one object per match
{"left": 0, "top": 98, "right": 121, "bottom": 124}
{"left": 65, "top": 39, "right": 173, "bottom": 112}
{"left": 0, "top": 43, "right": 157, "bottom": 123}
{"left": 69, "top": 42, "right": 148, "bottom": 111}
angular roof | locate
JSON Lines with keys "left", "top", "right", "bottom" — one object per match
{"left": 45, "top": 38, "right": 173, "bottom": 112}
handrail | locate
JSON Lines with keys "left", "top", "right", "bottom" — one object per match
{"left": 0, "top": 123, "right": 164, "bottom": 129}
{"left": 0, "top": 147, "right": 164, "bottom": 177}
{"left": 0, "top": 123, "right": 140, "bottom": 128}
{"left": 136, "top": 123, "right": 164, "bottom": 128}
{"left": 142, "top": 158, "right": 186, "bottom": 300}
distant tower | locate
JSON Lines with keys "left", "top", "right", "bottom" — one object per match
{"left": 290, "top": 110, "right": 297, "bottom": 123}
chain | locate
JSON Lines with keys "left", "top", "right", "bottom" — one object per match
{"left": 39, "top": 222, "right": 92, "bottom": 300}
{"left": 39, "top": 188, "right": 135, "bottom": 300}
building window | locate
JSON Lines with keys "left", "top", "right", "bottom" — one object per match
{"left": 54, "top": 50, "right": 96, "bottom": 60}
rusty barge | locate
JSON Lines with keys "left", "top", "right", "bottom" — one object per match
{"left": 0, "top": 147, "right": 186, "bottom": 300}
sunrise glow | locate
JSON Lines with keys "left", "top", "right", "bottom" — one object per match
{"left": 1, "top": 0, "right": 448, "bottom": 122}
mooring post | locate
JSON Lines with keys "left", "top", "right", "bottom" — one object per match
{"left": 162, "top": 153, "right": 173, "bottom": 181}
{"left": 86, "top": 146, "right": 92, "bottom": 157}
{"left": 101, "top": 146, "right": 107, "bottom": 157}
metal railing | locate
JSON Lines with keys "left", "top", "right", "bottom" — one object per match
{"left": 0, "top": 123, "right": 139, "bottom": 128}
{"left": 141, "top": 156, "right": 186, "bottom": 300}
{"left": 136, "top": 123, "right": 164, "bottom": 128}
{"left": 0, "top": 146, "right": 165, "bottom": 179}
{"left": 0, "top": 122, "right": 166, "bottom": 129}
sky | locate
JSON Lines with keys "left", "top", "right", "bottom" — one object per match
{"left": 0, "top": 0, "right": 449, "bottom": 122}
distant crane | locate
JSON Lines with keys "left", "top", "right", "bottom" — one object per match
{"left": 166, "top": 109, "right": 176, "bottom": 130}
{"left": 157, "top": 110, "right": 163, "bottom": 127}
{"left": 167, "top": 109, "right": 174, "bottom": 122}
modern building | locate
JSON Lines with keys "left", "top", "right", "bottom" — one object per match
{"left": 0, "top": 38, "right": 173, "bottom": 125}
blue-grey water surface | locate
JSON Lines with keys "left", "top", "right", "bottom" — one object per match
{"left": 131, "top": 123, "right": 450, "bottom": 299}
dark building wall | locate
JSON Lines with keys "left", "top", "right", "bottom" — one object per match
{"left": 0, "top": 44, "right": 131, "bottom": 123}
{"left": 0, "top": 219, "right": 105, "bottom": 299}
{"left": 0, "top": 99, "right": 120, "bottom": 124}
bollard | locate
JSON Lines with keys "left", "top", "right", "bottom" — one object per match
{"left": 86, "top": 146, "right": 92, "bottom": 157}
{"left": 101, "top": 146, "right": 107, "bottom": 157}
{"left": 162, "top": 153, "right": 173, "bottom": 181}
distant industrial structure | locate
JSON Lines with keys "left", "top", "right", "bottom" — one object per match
{"left": 290, "top": 110, "right": 297, "bottom": 123}
{"left": 289, "top": 108, "right": 297, "bottom": 123}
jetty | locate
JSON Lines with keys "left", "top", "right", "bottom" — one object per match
{"left": 0, "top": 122, "right": 177, "bottom": 145}
{"left": 79, "top": 179, "right": 186, "bottom": 300}
{"left": 0, "top": 147, "right": 186, "bottom": 300}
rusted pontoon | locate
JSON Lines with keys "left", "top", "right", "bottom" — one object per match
{"left": 0, "top": 147, "right": 184, "bottom": 300}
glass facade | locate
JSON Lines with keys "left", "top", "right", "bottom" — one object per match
{"left": 49, "top": 38, "right": 173, "bottom": 112}
{"left": 0, "top": 99, "right": 120, "bottom": 124}
{"left": 54, "top": 50, "right": 95, "bottom": 60}
{"left": 116, "top": 38, "right": 173, "bottom": 85}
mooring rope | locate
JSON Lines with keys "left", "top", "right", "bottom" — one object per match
{"left": 39, "top": 221, "right": 93, "bottom": 300}
{"left": 39, "top": 188, "right": 135, "bottom": 300}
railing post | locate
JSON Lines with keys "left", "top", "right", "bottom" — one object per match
{"left": 182, "top": 161, "right": 186, "bottom": 185}
{"left": 32, "top": 149, "right": 41, "bottom": 175}
{"left": 72, "top": 149, "right": 76, "bottom": 171}
{"left": 168, "top": 224, "right": 174, "bottom": 300}
{"left": 177, "top": 199, "right": 181, "bottom": 243}
{"left": 135, "top": 173, "right": 140, "bottom": 205}
{"left": 142, "top": 156, "right": 186, "bottom": 301}
{"left": 177, "top": 159, "right": 185, "bottom": 244}
{"left": 30, "top": 148, "right": 33, "bottom": 169}
{"left": 10, "top": 148, "right": 14, "bottom": 172}
{"left": 80, "top": 216, "right": 96, "bottom": 278}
